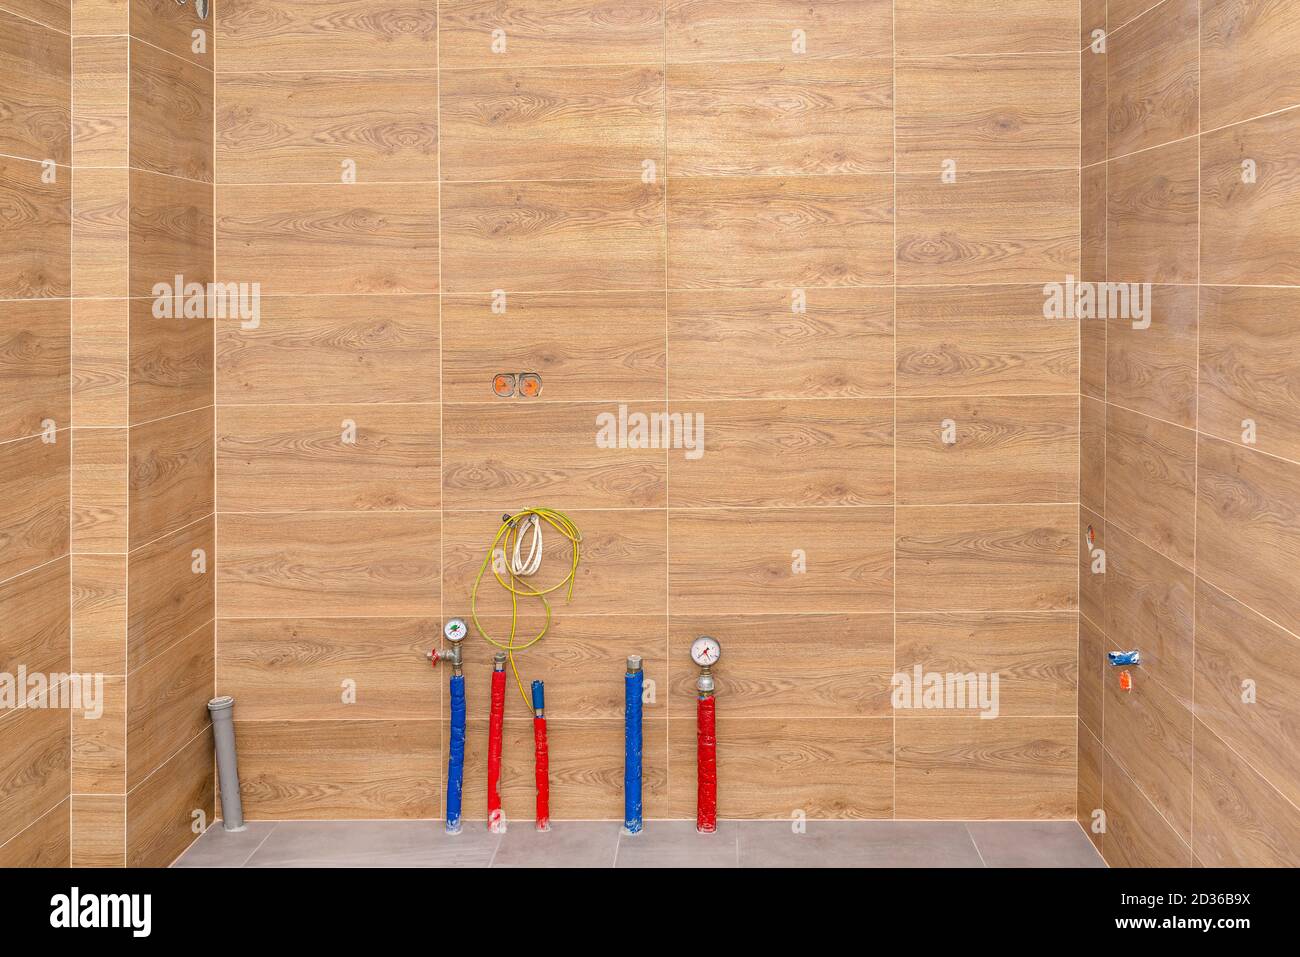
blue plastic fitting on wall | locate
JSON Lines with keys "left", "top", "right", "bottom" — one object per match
{"left": 532, "top": 679, "right": 545, "bottom": 712}
{"left": 446, "top": 673, "right": 466, "bottom": 834}
{"left": 624, "top": 666, "right": 643, "bottom": 834}
{"left": 1107, "top": 650, "right": 1141, "bottom": 667}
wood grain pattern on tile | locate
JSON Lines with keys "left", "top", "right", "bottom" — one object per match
{"left": 1196, "top": 436, "right": 1300, "bottom": 631}
{"left": 216, "top": 295, "right": 438, "bottom": 406}
{"left": 71, "top": 795, "right": 123, "bottom": 868}
{"left": 896, "top": 55, "right": 1079, "bottom": 172}
{"left": 895, "top": 285, "right": 1078, "bottom": 396}
{"left": 895, "top": 505, "right": 1076, "bottom": 612}
{"left": 0, "top": 156, "right": 70, "bottom": 299}
{"left": 128, "top": 300, "right": 212, "bottom": 426}
{"left": 1106, "top": 284, "right": 1197, "bottom": 427}
{"left": 667, "top": 399, "right": 893, "bottom": 507}
{"left": 0, "top": 799, "right": 68, "bottom": 867}
{"left": 128, "top": 407, "right": 214, "bottom": 550}
{"left": 1077, "top": 722, "right": 1103, "bottom": 844}
{"left": 125, "top": 728, "right": 213, "bottom": 867}
{"left": 0, "top": 556, "right": 69, "bottom": 680}
{"left": 896, "top": 170, "right": 1079, "bottom": 284}
{"left": 126, "top": 622, "right": 214, "bottom": 788}
{"left": 666, "top": 0, "right": 892, "bottom": 61}
{"left": 217, "top": 71, "right": 437, "bottom": 184}
{"left": 443, "top": 401, "right": 665, "bottom": 509}
{"left": 895, "top": 0, "right": 1078, "bottom": 55}
{"left": 667, "top": 614, "right": 893, "bottom": 718}
{"left": 216, "top": 0, "right": 433, "bottom": 71}
{"left": 71, "top": 426, "right": 127, "bottom": 553}
{"left": 126, "top": 516, "right": 213, "bottom": 674}
{"left": 895, "top": 717, "right": 1075, "bottom": 819}
{"left": 895, "top": 612, "right": 1077, "bottom": 717}
{"left": 216, "top": 184, "right": 436, "bottom": 296}
{"left": 442, "top": 66, "right": 660, "bottom": 181}
{"left": 130, "top": 37, "right": 213, "bottom": 183}
{"left": 895, "top": 395, "right": 1078, "bottom": 505}
{"left": 0, "top": 9, "right": 70, "bottom": 164}
{"left": 1106, "top": 138, "right": 1199, "bottom": 285}
{"left": 0, "top": 433, "right": 69, "bottom": 582}
{"left": 667, "top": 59, "right": 892, "bottom": 176}
{"left": 72, "top": 168, "right": 128, "bottom": 300}
{"left": 441, "top": 180, "right": 663, "bottom": 292}
{"left": 669, "top": 288, "right": 894, "bottom": 399}
{"left": 72, "top": 36, "right": 127, "bottom": 167}
{"left": 218, "top": 512, "right": 439, "bottom": 618}
{"left": 670, "top": 175, "right": 893, "bottom": 288}
{"left": 443, "top": 292, "right": 663, "bottom": 403}
{"left": 1200, "top": 0, "right": 1300, "bottom": 131}
{"left": 1199, "top": 286, "right": 1300, "bottom": 463}
{"left": 0, "top": 706, "right": 69, "bottom": 848}
{"left": 1102, "top": 752, "right": 1189, "bottom": 867}
{"left": 72, "top": 675, "right": 124, "bottom": 793}
{"left": 129, "top": 170, "right": 213, "bottom": 299}
{"left": 72, "top": 554, "right": 126, "bottom": 675}
{"left": 1081, "top": 39, "right": 1107, "bottom": 168}
{"left": 0, "top": 298, "right": 69, "bottom": 442}
{"left": 1106, "top": 0, "right": 1198, "bottom": 159}
{"left": 72, "top": 299, "right": 128, "bottom": 427}
{"left": 440, "top": 0, "right": 662, "bottom": 69}
{"left": 1081, "top": 398, "right": 1105, "bottom": 515}
{"left": 217, "top": 404, "right": 440, "bottom": 512}
{"left": 0, "top": 0, "right": 68, "bottom": 32}
{"left": 1079, "top": 507, "right": 1104, "bottom": 628}
{"left": 1104, "top": 403, "right": 1196, "bottom": 567}
{"left": 1081, "top": 163, "right": 1106, "bottom": 279}
{"left": 1201, "top": 107, "right": 1300, "bottom": 286}
{"left": 1079, "top": 613, "right": 1104, "bottom": 737}
{"left": 131, "top": 0, "right": 214, "bottom": 68}
{"left": 669, "top": 508, "right": 893, "bottom": 614}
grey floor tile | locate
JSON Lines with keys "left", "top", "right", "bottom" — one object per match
{"left": 172, "top": 822, "right": 277, "bottom": 868}
{"left": 615, "top": 821, "right": 738, "bottom": 868}
{"left": 490, "top": 821, "right": 620, "bottom": 868}
{"left": 244, "top": 820, "right": 499, "bottom": 868}
{"left": 966, "top": 821, "right": 1107, "bottom": 868}
{"left": 739, "top": 821, "right": 985, "bottom": 868}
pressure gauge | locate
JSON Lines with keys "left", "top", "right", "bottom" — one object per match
{"left": 690, "top": 635, "right": 721, "bottom": 667}
{"left": 444, "top": 618, "right": 468, "bottom": 643}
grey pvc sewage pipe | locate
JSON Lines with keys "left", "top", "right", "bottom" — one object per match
{"left": 207, "top": 696, "right": 246, "bottom": 831}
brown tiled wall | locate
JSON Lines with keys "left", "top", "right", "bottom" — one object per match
{"left": 1077, "top": 0, "right": 1300, "bottom": 867}
{"left": 211, "top": 1, "right": 1081, "bottom": 826}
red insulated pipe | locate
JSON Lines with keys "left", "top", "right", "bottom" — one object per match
{"left": 533, "top": 715, "right": 550, "bottom": 831}
{"left": 487, "top": 665, "right": 506, "bottom": 832}
{"left": 697, "top": 693, "right": 717, "bottom": 832}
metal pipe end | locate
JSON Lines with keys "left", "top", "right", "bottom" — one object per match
{"left": 626, "top": 655, "right": 643, "bottom": 673}
{"left": 697, "top": 673, "right": 715, "bottom": 694}
{"left": 493, "top": 651, "right": 508, "bottom": 670}
{"left": 207, "top": 695, "right": 235, "bottom": 715}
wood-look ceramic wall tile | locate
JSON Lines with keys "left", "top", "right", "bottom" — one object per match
{"left": 0, "top": 706, "right": 69, "bottom": 848}
{"left": 126, "top": 515, "right": 213, "bottom": 673}
{"left": 217, "top": 71, "right": 437, "bottom": 184}
{"left": 441, "top": 507, "right": 665, "bottom": 617}
{"left": 895, "top": 505, "right": 1076, "bottom": 612}
{"left": 216, "top": 184, "right": 436, "bottom": 296}
{"left": 1081, "top": 163, "right": 1106, "bottom": 279}
{"left": 895, "top": 612, "right": 1077, "bottom": 716}
{"left": 1200, "top": 0, "right": 1300, "bottom": 131}
{"left": 667, "top": 399, "right": 894, "bottom": 507}
{"left": 1082, "top": 0, "right": 1106, "bottom": 45}
{"left": 667, "top": 614, "right": 893, "bottom": 718}
{"left": 216, "top": 295, "right": 439, "bottom": 406}
{"left": 1199, "top": 286, "right": 1300, "bottom": 463}
{"left": 442, "top": 180, "right": 662, "bottom": 292}
{"left": 895, "top": 717, "right": 1075, "bottom": 818}
{"left": 229, "top": 719, "right": 436, "bottom": 819}
{"left": 218, "top": 513, "right": 439, "bottom": 618}
{"left": 0, "top": 800, "right": 68, "bottom": 865}
{"left": 217, "top": 404, "right": 440, "bottom": 511}
{"left": 667, "top": 717, "right": 892, "bottom": 819}
{"left": 1201, "top": 108, "right": 1300, "bottom": 286}
{"left": 666, "top": 0, "right": 892, "bottom": 61}
{"left": 0, "top": 433, "right": 69, "bottom": 582}
{"left": 1106, "top": 285, "right": 1197, "bottom": 427}
{"left": 895, "top": 286, "right": 1077, "bottom": 397}
{"left": 1108, "top": 0, "right": 1164, "bottom": 31}
{"left": 444, "top": 292, "right": 662, "bottom": 403}
{"left": 71, "top": 426, "right": 127, "bottom": 552}
{"left": 0, "top": 9, "right": 70, "bottom": 164}
{"left": 1106, "top": 138, "right": 1198, "bottom": 284}
{"left": 1081, "top": 40, "right": 1107, "bottom": 168}
{"left": 0, "top": 299, "right": 69, "bottom": 442}
{"left": 126, "top": 621, "right": 213, "bottom": 788}
{"left": 895, "top": 395, "right": 1078, "bottom": 505}
{"left": 440, "top": 0, "right": 661, "bottom": 69}
{"left": 128, "top": 299, "right": 212, "bottom": 425}
{"left": 669, "top": 288, "right": 894, "bottom": 399}
{"left": 1193, "top": 721, "right": 1300, "bottom": 867}
{"left": 670, "top": 508, "right": 892, "bottom": 615}
{"left": 1102, "top": 751, "right": 1189, "bottom": 867}
{"left": 667, "top": 60, "right": 892, "bottom": 176}
{"left": 1195, "top": 582, "right": 1299, "bottom": 807}
{"left": 72, "top": 674, "right": 124, "bottom": 792}
{"left": 442, "top": 66, "right": 659, "bottom": 181}
{"left": 216, "top": 0, "right": 432, "bottom": 71}
{"left": 72, "top": 300, "right": 128, "bottom": 428}
{"left": 128, "top": 170, "right": 213, "bottom": 299}
{"left": 670, "top": 175, "right": 893, "bottom": 288}
{"left": 71, "top": 795, "right": 123, "bottom": 868}
{"left": 1080, "top": 506, "right": 1104, "bottom": 627}
{"left": 71, "top": 553, "right": 126, "bottom": 674}
{"left": 1079, "top": 613, "right": 1104, "bottom": 737}
{"left": 3, "top": 0, "right": 69, "bottom": 32}
{"left": 0, "top": 556, "right": 69, "bottom": 680}
{"left": 1103, "top": 521, "right": 1194, "bottom": 706}
{"left": 896, "top": 55, "right": 1078, "bottom": 172}
{"left": 1077, "top": 722, "right": 1103, "bottom": 846}
{"left": 1104, "top": 404, "right": 1195, "bottom": 566}
{"left": 74, "top": 0, "right": 126, "bottom": 35}
{"left": 895, "top": 0, "right": 1078, "bottom": 55}
{"left": 1081, "top": 397, "right": 1105, "bottom": 514}
{"left": 1196, "top": 436, "right": 1300, "bottom": 630}
{"left": 896, "top": 170, "right": 1078, "bottom": 284}
{"left": 130, "top": 0, "right": 214, "bottom": 68}
{"left": 130, "top": 36, "right": 213, "bottom": 182}
{"left": 1106, "top": 0, "right": 1198, "bottom": 158}
{"left": 72, "top": 168, "right": 128, "bottom": 299}
{"left": 443, "top": 401, "right": 664, "bottom": 509}
{"left": 1103, "top": 660, "right": 1194, "bottom": 842}
{"left": 0, "top": 156, "right": 70, "bottom": 299}
{"left": 128, "top": 406, "right": 213, "bottom": 550}
{"left": 125, "top": 727, "right": 212, "bottom": 867}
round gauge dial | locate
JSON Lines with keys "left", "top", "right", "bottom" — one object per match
{"left": 690, "top": 635, "right": 721, "bottom": 666}
{"left": 443, "top": 618, "right": 468, "bottom": 643}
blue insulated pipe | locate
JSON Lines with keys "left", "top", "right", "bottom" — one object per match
{"left": 446, "top": 673, "right": 466, "bottom": 834}
{"left": 623, "top": 656, "right": 644, "bottom": 834}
